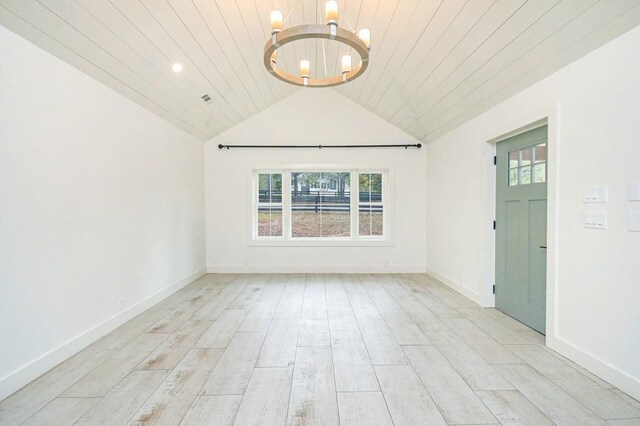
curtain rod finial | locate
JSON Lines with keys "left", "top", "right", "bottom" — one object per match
{"left": 417, "top": 143, "right": 422, "bottom": 148}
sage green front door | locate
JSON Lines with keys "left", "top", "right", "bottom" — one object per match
{"left": 495, "top": 126, "right": 548, "bottom": 334}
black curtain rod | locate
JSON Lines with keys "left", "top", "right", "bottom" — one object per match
{"left": 218, "top": 143, "right": 422, "bottom": 150}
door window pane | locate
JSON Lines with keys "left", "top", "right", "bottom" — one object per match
{"left": 509, "top": 169, "right": 518, "bottom": 186}
{"left": 534, "top": 143, "right": 546, "bottom": 163}
{"left": 534, "top": 163, "right": 546, "bottom": 183}
{"left": 520, "top": 147, "right": 532, "bottom": 166}
{"left": 508, "top": 143, "right": 547, "bottom": 186}
{"left": 509, "top": 150, "right": 519, "bottom": 169}
{"left": 520, "top": 166, "right": 532, "bottom": 185}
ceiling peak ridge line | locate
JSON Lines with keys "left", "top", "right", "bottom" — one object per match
{"left": 217, "top": 143, "right": 422, "bottom": 150}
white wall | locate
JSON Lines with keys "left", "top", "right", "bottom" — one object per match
{"left": 0, "top": 26, "right": 206, "bottom": 400}
{"left": 426, "top": 25, "right": 640, "bottom": 399}
{"left": 205, "top": 90, "right": 426, "bottom": 273}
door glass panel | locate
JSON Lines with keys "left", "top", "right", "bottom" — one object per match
{"left": 509, "top": 150, "right": 519, "bottom": 169}
{"left": 534, "top": 143, "right": 546, "bottom": 163}
{"left": 508, "top": 169, "right": 518, "bottom": 186}
{"left": 520, "top": 166, "right": 531, "bottom": 185}
{"left": 534, "top": 163, "right": 546, "bottom": 183}
{"left": 520, "top": 147, "right": 532, "bottom": 166}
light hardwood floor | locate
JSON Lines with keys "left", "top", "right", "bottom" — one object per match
{"left": 1, "top": 274, "right": 639, "bottom": 425}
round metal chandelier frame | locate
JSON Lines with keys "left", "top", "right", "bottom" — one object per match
{"left": 263, "top": 24, "right": 370, "bottom": 88}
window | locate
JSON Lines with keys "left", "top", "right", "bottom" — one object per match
{"left": 252, "top": 168, "right": 388, "bottom": 243}
{"left": 359, "top": 172, "right": 384, "bottom": 237}
{"left": 508, "top": 143, "right": 546, "bottom": 186}
{"left": 256, "top": 173, "right": 282, "bottom": 237}
{"left": 291, "top": 172, "right": 351, "bottom": 238}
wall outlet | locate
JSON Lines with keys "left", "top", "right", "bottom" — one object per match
{"left": 117, "top": 298, "right": 125, "bottom": 312}
{"left": 384, "top": 260, "right": 390, "bottom": 267}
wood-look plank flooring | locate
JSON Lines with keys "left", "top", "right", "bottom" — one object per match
{"left": 1, "top": 273, "right": 639, "bottom": 425}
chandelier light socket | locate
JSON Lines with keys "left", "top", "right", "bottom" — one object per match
{"left": 325, "top": 1, "right": 338, "bottom": 26}
{"left": 271, "top": 10, "right": 283, "bottom": 34}
{"left": 300, "top": 60, "right": 310, "bottom": 79}
{"left": 358, "top": 28, "right": 371, "bottom": 49}
{"left": 342, "top": 55, "right": 352, "bottom": 74}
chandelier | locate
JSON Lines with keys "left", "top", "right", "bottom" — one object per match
{"left": 264, "top": 1, "right": 371, "bottom": 88}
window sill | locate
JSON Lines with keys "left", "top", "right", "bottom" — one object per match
{"left": 248, "top": 238, "right": 394, "bottom": 247}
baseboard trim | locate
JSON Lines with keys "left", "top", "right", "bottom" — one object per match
{"left": 425, "top": 266, "right": 481, "bottom": 306}
{"left": 206, "top": 265, "right": 427, "bottom": 274}
{"left": 546, "top": 335, "right": 640, "bottom": 401}
{"left": 0, "top": 267, "right": 206, "bottom": 402}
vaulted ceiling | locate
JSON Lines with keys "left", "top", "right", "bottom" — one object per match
{"left": 1, "top": 0, "right": 639, "bottom": 141}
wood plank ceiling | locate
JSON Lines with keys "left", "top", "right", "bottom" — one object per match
{"left": 1, "top": 0, "right": 640, "bottom": 142}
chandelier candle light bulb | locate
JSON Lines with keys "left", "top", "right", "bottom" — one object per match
{"left": 342, "top": 55, "right": 352, "bottom": 74}
{"left": 300, "top": 60, "right": 310, "bottom": 78}
{"left": 358, "top": 28, "right": 371, "bottom": 49}
{"left": 263, "top": 4, "right": 370, "bottom": 88}
{"left": 325, "top": 1, "right": 338, "bottom": 25}
{"left": 271, "top": 10, "right": 283, "bottom": 34}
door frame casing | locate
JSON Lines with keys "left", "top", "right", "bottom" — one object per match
{"left": 482, "top": 102, "right": 559, "bottom": 339}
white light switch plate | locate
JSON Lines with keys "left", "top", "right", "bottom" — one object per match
{"left": 584, "top": 185, "right": 608, "bottom": 203}
{"left": 629, "top": 212, "right": 640, "bottom": 232}
{"left": 629, "top": 183, "right": 640, "bottom": 201}
{"left": 584, "top": 211, "right": 607, "bottom": 229}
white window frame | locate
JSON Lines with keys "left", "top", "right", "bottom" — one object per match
{"left": 249, "top": 164, "right": 393, "bottom": 247}
{"left": 253, "top": 171, "right": 284, "bottom": 240}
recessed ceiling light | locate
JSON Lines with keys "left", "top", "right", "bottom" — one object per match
{"left": 172, "top": 63, "right": 183, "bottom": 73}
